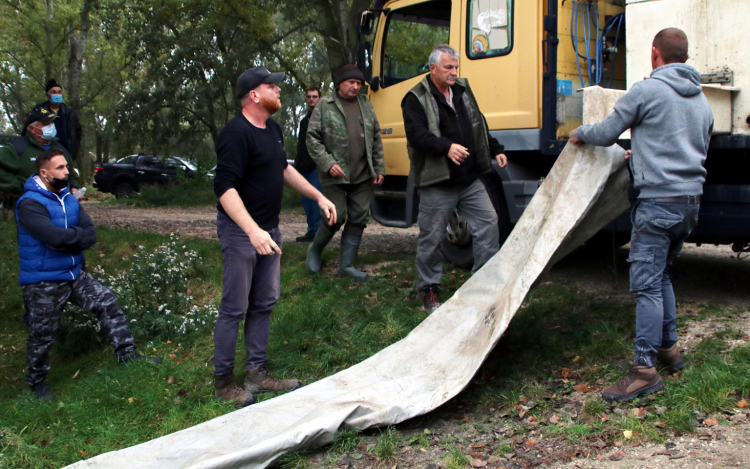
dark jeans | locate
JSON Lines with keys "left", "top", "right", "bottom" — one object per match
{"left": 23, "top": 272, "right": 136, "bottom": 386}
{"left": 214, "top": 212, "right": 281, "bottom": 376}
{"left": 628, "top": 200, "right": 699, "bottom": 367}
{"left": 300, "top": 169, "right": 322, "bottom": 237}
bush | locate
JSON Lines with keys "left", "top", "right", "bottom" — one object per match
{"left": 64, "top": 234, "right": 217, "bottom": 341}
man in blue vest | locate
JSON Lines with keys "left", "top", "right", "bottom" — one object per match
{"left": 16, "top": 149, "right": 159, "bottom": 401}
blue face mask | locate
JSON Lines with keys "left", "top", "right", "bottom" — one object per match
{"left": 41, "top": 124, "right": 57, "bottom": 140}
{"left": 50, "top": 94, "right": 63, "bottom": 104}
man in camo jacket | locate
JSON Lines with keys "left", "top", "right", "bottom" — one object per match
{"left": 305, "top": 64, "right": 385, "bottom": 281}
{"left": 16, "top": 149, "right": 160, "bottom": 401}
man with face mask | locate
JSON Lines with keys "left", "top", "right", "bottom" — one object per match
{"left": 15, "top": 149, "right": 159, "bottom": 401}
{"left": 0, "top": 107, "right": 79, "bottom": 200}
{"left": 22, "top": 79, "right": 82, "bottom": 160}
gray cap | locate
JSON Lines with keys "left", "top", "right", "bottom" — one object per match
{"left": 236, "top": 68, "right": 285, "bottom": 98}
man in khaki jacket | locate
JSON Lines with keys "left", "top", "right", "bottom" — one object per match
{"left": 305, "top": 65, "right": 385, "bottom": 281}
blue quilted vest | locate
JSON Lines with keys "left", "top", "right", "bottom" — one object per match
{"left": 15, "top": 176, "right": 83, "bottom": 285}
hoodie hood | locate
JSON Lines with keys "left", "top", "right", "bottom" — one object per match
{"left": 650, "top": 63, "right": 703, "bottom": 97}
{"left": 23, "top": 174, "right": 70, "bottom": 201}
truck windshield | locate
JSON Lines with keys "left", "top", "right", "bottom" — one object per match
{"left": 382, "top": 0, "right": 451, "bottom": 88}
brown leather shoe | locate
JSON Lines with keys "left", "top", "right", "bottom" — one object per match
{"left": 657, "top": 344, "right": 685, "bottom": 372}
{"left": 602, "top": 364, "right": 663, "bottom": 401}
{"left": 245, "top": 365, "right": 301, "bottom": 394}
{"left": 214, "top": 374, "right": 255, "bottom": 407}
{"left": 422, "top": 286, "right": 441, "bottom": 314}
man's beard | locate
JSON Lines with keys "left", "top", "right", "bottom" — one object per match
{"left": 261, "top": 94, "right": 281, "bottom": 114}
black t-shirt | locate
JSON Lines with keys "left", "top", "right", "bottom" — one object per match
{"left": 214, "top": 114, "right": 288, "bottom": 230}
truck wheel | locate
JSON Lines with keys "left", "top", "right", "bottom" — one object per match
{"left": 439, "top": 174, "right": 512, "bottom": 270}
{"left": 114, "top": 182, "right": 136, "bottom": 199}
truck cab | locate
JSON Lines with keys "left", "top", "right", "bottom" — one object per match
{"left": 359, "top": 0, "right": 750, "bottom": 264}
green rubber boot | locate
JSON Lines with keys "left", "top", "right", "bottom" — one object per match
{"left": 306, "top": 225, "right": 335, "bottom": 274}
{"left": 337, "top": 225, "right": 368, "bottom": 282}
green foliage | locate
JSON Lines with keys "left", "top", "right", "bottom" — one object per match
{"left": 374, "top": 427, "right": 398, "bottom": 461}
{"left": 331, "top": 428, "right": 363, "bottom": 454}
{"left": 445, "top": 445, "right": 470, "bottom": 469}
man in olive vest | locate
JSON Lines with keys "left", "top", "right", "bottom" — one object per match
{"left": 402, "top": 44, "right": 507, "bottom": 313}
{"left": 306, "top": 65, "right": 385, "bottom": 281}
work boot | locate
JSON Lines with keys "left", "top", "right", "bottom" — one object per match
{"left": 657, "top": 344, "right": 685, "bottom": 372}
{"left": 30, "top": 381, "right": 54, "bottom": 402}
{"left": 214, "top": 374, "right": 255, "bottom": 407}
{"left": 337, "top": 225, "right": 368, "bottom": 282}
{"left": 245, "top": 365, "right": 301, "bottom": 394}
{"left": 602, "top": 364, "right": 663, "bottom": 402}
{"left": 306, "top": 225, "right": 335, "bottom": 274}
{"left": 118, "top": 351, "right": 163, "bottom": 365}
{"left": 422, "top": 286, "right": 441, "bottom": 314}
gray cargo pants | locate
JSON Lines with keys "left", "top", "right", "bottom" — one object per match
{"left": 416, "top": 178, "right": 499, "bottom": 290}
{"left": 23, "top": 271, "right": 136, "bottom": 386}
{"left": 214, "top": 212, "right": 281, "bottom": 376}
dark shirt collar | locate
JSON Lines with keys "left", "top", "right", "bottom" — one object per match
{"left": 426, "top": 74, "right": 465, "bottom": 105}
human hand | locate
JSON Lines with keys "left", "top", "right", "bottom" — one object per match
{"left": 373, "top": 174, "right": 384, "bottom": 185}
{"left": 494, "top": 153, "right": 507, "bottom": 168}
{"left": 568, "top": 129, "right": 582, "bottom": 145}
{"left": 248, "top": 228, "right": 282, "bottom": 255}
{"left": 624, "top": 149, "right": 632, "bottom": 160}
{"left": 328, "top": 164, "right": 346, "bottom": 178}
{"left": 70, "top": 187, "right": 78, "bottom": 194}
{"left": 447, "top": 144, "right": 470, "bottom": 165}
{"left": 317, "top": 196, "right": 337, "bottom": 226}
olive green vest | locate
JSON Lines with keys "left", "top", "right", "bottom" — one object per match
{"left": 404, "top": 76, "right": 493, "bottom": 187}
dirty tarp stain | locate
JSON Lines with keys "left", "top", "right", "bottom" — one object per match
{"left": 66, "top": 142, "right": 629, "bottom": 469}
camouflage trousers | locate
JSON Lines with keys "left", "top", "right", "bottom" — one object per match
{"left": 22, "top": 271, "right": 136, "bottom": 386}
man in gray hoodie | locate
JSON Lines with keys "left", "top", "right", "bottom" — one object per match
{"left": 570, "top": 28, "right": 714, "bottom": 401}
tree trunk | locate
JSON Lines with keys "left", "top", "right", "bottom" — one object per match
{"left": 67, "top": 0, "right": 95, "bottom": 111}
{"left": 312, "top": 0, "right": 372, "bottom": 80}
{"left": 44, "top": 0, "right": 54, "bottom": 83}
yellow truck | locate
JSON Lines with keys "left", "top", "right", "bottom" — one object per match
{"left": 357, "top": 0, "right": 750, "bottom": 267}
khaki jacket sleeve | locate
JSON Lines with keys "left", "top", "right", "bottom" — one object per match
{"left": 370, "top": 106, "right": 386, "bottom": 176}
{"left": 306, "top": 103, "right": 337, "bottom": 174}
{"left": 0, "top": 145, "right": 24, "bottom": 194}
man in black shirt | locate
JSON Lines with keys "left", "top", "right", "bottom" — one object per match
{"left": 401, "top": 44, "right": 507, "bottom": 314}
{"left": 294, "top": 87, "right": 322, "bottom": 242}
{"left": 212, "top": 68, "right": 336, "bottom": 407}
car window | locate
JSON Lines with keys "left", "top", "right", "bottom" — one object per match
{"left": 381, "top": 0, "right": 451, "bottom": 88}
{"left": 139, "top": 156, "right": 160, "bottom": 168}
{"left": 164, "top": 158, "right": 180, "bottom": 169}
{"left": 117, "top": 155, "right": 137, "bottom": 164}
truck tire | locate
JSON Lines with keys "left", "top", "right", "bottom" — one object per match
{"left": 439, "top": 173, "right": 512, "bottom": 270}
{"left": 114, "top": 182, "right": 136, "bottom": 199}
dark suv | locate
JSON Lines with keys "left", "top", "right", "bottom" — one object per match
{"left": 94, "top": 154, "right": 197, "bottom": 198}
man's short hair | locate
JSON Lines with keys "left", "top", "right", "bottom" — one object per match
{"left": 653, "top": 28, "right": 688, "bottom": 64}
{"left": 306, "top": 87, "right": 320, "bottom": 97}
{"left": 36, "top": 149, "right": 64, "bottom": 171}
{"left": 429, "top": 44, "right": 459, "bottom": 66}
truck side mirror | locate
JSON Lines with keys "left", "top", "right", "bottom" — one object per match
{"left": 370, "top": 76, "right": 380, "bottom": 91}
{"left": 359, "top": 11, "right": 374, "bottom": 34}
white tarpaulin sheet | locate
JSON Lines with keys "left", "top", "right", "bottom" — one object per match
{"left": 66, "top": 142, "right": 629, "bottom": 469}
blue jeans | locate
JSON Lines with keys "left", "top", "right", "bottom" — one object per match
{"left": 300, "top": 169, "right": 322, "bottom": 237}
{"left": 628, "top": 200, "right": 699, "bottom": 367}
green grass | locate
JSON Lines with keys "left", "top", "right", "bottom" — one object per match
{"left": 109, "top": 180, "right": 216, "bottom": 208}
{"left": 445, "top": 445, "right": 470, "bottom": 469}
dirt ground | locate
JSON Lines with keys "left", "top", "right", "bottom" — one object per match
{"left": 82, "top": 202, "right": 750, "bottom": 468}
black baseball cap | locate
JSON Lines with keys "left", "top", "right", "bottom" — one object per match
{"left": 236, "top": 68, "right": 285, "bottom": 98}
{"left": 27, "top": 105, "right": 58, "bottom": 125}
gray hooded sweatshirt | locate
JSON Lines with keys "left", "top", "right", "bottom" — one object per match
{"left": 577, "top": 63, "right": 714, "bottom": 198}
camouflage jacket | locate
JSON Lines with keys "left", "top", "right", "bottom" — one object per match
{"left": 306, "top": 91, "right": 385, "bottom": 186}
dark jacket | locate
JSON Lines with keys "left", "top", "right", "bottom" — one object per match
{"left": 402, "top": 75, "right": 504, "bottom": 187}
{"left": 23, "top": 101, "right": 82, "bottom": 160}
{"left": 295, "top": 111, "right": 317, "bottom": 173}
{"left": 0, "top": 136, "right": 79, "bottom": 194}
{"left": 15, "top": 176, "right": 95, "bottom": 285}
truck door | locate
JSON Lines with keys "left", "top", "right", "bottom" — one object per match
{"left": 368, "top": 0, "right": 457, "bottom": 179}
{"left": 459, "top": 0, "right": 541, "bottom": 132}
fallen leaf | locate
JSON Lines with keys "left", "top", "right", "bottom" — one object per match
{"left": 524, "top": 439, "right": 535, "bottom": 446}
{"left": 471, "top": 459, "right": 487, "bottom": 468}
{"left": 168, "top": 354, "right": 176, "bottom": 359}
{"left": 517, "top": 406, "right": 529, "bottom": 419}
{"left": 549, "top": 414, "right": 560, "bottom": 424}
{"left": 655, "top": 406, "right": 668, "bottom": 415}
{"left": 527, "top": 416, "right": 535, "bottom": 423}
{"left": 737, "top": 399, "right": 748, "bottom": 408}
{"left": 178, "top": 388, "right": 188, "bottom": 397}
{"left": 573, "top": 383, "right": 590, "bottom": 393}
{"left": 655, "top": 421, "right": 666, "bottom": 428}
{"left": 561, "top": 368, "right": 570, "bottom": 379}
{"left": 592, "top": 439, "right": 606, "bottom": 449}
{"left": 633, "top": 407, "right": 647, "bottom": 417}
{"left": 152, "top": 347, "right": 157, "bottom": 352}
{"left": 470, "top": 452, "right": 482, "bottom": 459}
{"left": 127, "top": 397, "right": 134, "bottom": 404}
{"left": 176, "top": 360, "right": 184, "bottom": 364}
{"left": 167, "top": 376, "right": 176, "bottom": 384}
{"left": 156, "top": 417, "right": 162, "bottom": 421}
{"left": 704, "top": 417, "right": 718, "bottom": 427}
{"left": 573, "top": 356, "right": 581, "bottom": 363}
{"left": 519, "top": 396, "right": 528, "bottom": 403}
{"left": 609, "top": 450, "right": 626, "bottom": 461}
{"left": 167, "top": 340, "right": 172, "bottom": 345}
{"left": 71, "top": 369, "right": 80, "bottom": 379}
{"left": 623, "top": 430, "right": 633, "bottom": 440}
{"left": 730, "top": 413, "right": 747, "bottom": 422}
{"left": 173, "top": 398, "right": 182, "bottom": 405}
{"left": 79, "top": 450, "right": 87, "bottom": 456}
